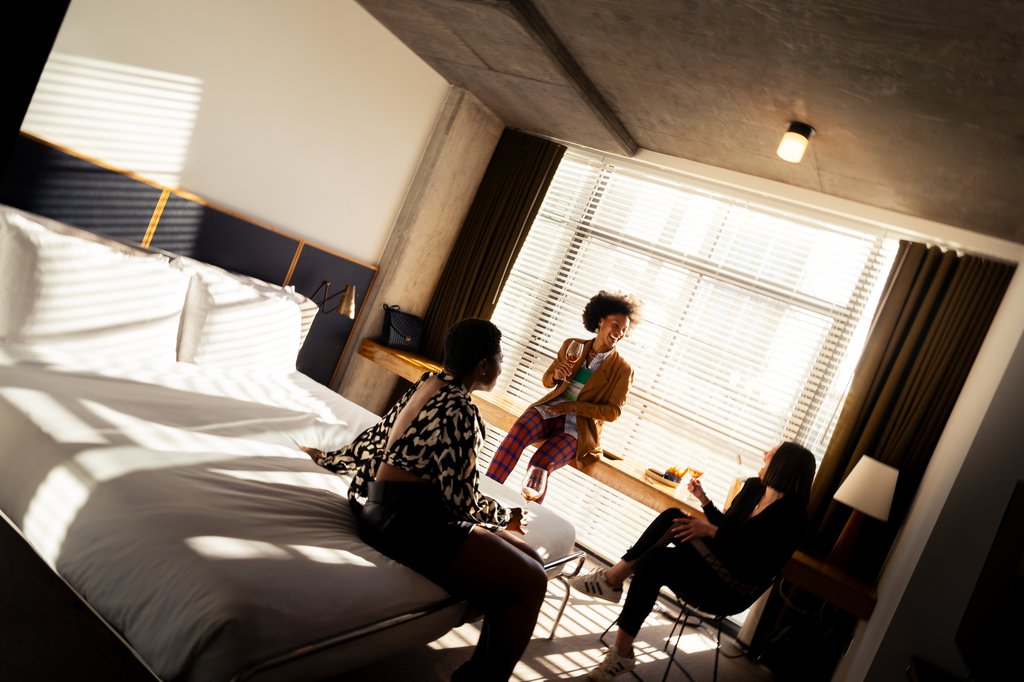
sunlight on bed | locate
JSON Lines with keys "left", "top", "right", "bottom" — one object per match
{"left": 22, "top": 52, "right": 201, "bottom": 187}
{"left": 210, "top": 468, "right": 349, "bottom": 494}
{"left": 1, "top": 387, "right": 110, "bottom": 444}
{"left": 82, "top": 400, "right": 314, "bottom": 454}
{"left": 74, "top": 363, "right": 361, "bottom": 440}
{"left": 186, "top": 536, "right": 292, "bottom": 560}
{"left": 289, "top": 544, "right": 376, "bottom": 566}
{"left": 75, "top": 448, "right": 235, "bottom": 481}
{"left": 21, "top": 465, "right": 92, "bottom": 565}
{"left": 185, "top": 535, "right": 377, "bottom": 566}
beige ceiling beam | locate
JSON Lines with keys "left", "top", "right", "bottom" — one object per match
{"left": 500, "top": 0, "right": 638, "bottom": 156}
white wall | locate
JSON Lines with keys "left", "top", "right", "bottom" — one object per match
{"left": 23, "top": 0, "right": 448, "bottom": 265}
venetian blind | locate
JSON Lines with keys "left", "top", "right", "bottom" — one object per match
{"left": 478, "top": 149, "right": 898, "bottom": 562}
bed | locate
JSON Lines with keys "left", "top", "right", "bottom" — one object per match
{"left": 0, "top": 204, "right": 580, "bottom": 681}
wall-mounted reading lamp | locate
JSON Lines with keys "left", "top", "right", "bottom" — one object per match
{"left": 311, "top": 280, "right": 357, "bottom": 319}
{"left": 776, "top": 121, "right": 815, "bottom": 163}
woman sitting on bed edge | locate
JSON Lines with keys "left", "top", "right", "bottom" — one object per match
{"left": 303, "top": 318, "right": 546, "bottom": 682}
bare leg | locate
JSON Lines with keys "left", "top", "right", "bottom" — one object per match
{"left": 612, "top": 628, "right": 636, "bottom": 657}
{"left": 493, "top": 528, "right": 543, "bottom": 565}
{"left": 444, "top": 526, "right": 548, "bottom": 681}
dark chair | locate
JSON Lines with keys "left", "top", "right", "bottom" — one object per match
{"left": 659, "top": 596, "right": 739, "bottom": 682}
{"left": 600, "top": 585, "right": 771, "bottom": 682}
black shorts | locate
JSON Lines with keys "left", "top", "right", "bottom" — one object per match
{"left": 353, "top": 480, "right": 474, "bottom": 589}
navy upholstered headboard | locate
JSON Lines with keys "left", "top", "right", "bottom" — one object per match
{"left": 0, "top": 132, "right": 377, "bottom": 387}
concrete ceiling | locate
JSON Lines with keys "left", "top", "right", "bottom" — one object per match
{"left": 357, "top": 0, "right": 1024, "bottom": 245}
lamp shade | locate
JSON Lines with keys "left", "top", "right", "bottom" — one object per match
{"left": 338, "top": 284, "right": 357, "bottom": 319}
{"left": 776, "top": 121, "right": 815, "bottom": 163}
{"left": 833, "top": 455, "right": 898, "bottom": 522}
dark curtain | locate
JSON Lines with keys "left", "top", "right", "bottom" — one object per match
{"left": 419, "top": 128, "right": 566, "bottom": 363}
{"left": 808, "top": 241, "right": 1014, "bottom": 583}
{"left": 753, "top": 241, "right": 1015, "bottom": 679}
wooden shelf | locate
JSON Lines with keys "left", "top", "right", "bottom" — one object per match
{"left": 782, "top": 551, "right": 877, "bottom": 620}
{"left": 357, "top": 338, "right": 877, "bottom": 620}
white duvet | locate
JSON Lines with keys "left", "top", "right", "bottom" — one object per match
{"left": 0, "top": 346, "right": 576, "bottom": 681}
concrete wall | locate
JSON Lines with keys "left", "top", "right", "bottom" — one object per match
{"left": 335, "top": 89, "right": 504, "bottom": 412}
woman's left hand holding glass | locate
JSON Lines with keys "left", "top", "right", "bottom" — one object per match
{"left": 670, "top": 514, "right": 717, "bottom": 542}
{"left": 687, "top": 478, "right": 710, "bottom": 506}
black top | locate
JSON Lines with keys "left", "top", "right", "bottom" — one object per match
{"left": 701, "top": 477, "right": 807, "bottom": 588}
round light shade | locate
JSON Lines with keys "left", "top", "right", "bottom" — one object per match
{"left": 776, "top": 121, "right": 815, "bottom": 163}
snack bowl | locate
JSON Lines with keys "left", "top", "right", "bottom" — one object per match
{"left": 664, "top": 466, "right": 686, "bottom": 483}
{"left": 644, "top": 468, "right": 679, "bottom": 488}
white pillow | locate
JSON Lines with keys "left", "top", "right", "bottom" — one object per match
{"left": 172, "top": 257, "right": 303, "bottom": 372}
{"left": 0, "top": 207, "right": 189, "bottom": 363}
{"left": 169, "top": 255, "right": 316, "bottom": 345}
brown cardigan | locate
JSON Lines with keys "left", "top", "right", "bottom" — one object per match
{"left": 530, "top": 337, "right": 634, "bottom": 467}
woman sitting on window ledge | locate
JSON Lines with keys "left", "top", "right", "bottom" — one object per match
{"left": 485, "top": 290, "right": 643, "bottom": 502}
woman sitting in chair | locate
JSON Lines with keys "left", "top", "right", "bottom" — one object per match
{"left": 571, "top": 442, "right": 816, "bottom": 681}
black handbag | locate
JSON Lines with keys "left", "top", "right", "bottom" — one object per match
{"left": 381, "top": 304, "right": 423, "bottom": 352}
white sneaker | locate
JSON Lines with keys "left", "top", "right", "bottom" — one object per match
{"left": 587, "top": 647, "right": 636, "bottom": 681}
{"left": 570, "top": 568, "right": 623, "bottom": 603}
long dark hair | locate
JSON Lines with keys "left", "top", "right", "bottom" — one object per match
{"left": 762, "top": 441, "right": 816, "bottom": 504}
{"left": 443, "top": 318, "right": 501, "bottom": 379}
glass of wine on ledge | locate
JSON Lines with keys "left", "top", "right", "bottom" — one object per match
{"left": 521, "top": 466, "right": 548, "bottom": 504}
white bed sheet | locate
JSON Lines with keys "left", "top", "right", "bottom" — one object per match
{"left": 0, "top": 346, "right": 576, "bottom": 681}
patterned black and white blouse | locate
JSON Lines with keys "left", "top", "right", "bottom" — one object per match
{"left": 321, "top": 371, "right": 511, "bottom": 530}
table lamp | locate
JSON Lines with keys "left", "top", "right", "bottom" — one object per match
{"left": 828, "top": 455, "right": 899, "bottom": 567}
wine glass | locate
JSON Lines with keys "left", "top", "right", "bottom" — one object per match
{"left": 565, "top": 340, "right": 585, "bottom": 365}
{"left": 521, "top": 466, "right": 549, "bottom": 503}
{"left": 685, "top": 467, "right": 704, "bottom": 502}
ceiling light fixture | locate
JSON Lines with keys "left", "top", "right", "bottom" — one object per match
{"left": 776, "top": 121, "right": 815, "bottom": 163}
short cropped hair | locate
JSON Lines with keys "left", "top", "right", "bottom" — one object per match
{"left": 762, "top": 441, "right": 816, "bottom": 504}
{"left": 443, "top": 318, "right": 502, "bottom": 378}
{"left": 581, "top": 290, "right": 644, "bottom": 333}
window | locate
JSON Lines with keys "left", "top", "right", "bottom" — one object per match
{"left": 479, "top": 149, "right": 898, "bottom": 562}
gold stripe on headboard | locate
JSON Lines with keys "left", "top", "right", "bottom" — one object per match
{"left": 142, "top": 189, "right": 171, "bottom": 247}
{"left": 283, "top": 242, "right": 304, "bottom": 286}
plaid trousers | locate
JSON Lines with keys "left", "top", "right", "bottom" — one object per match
{"left": 484, "top": 408, "right": 577, "bottom": 499}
